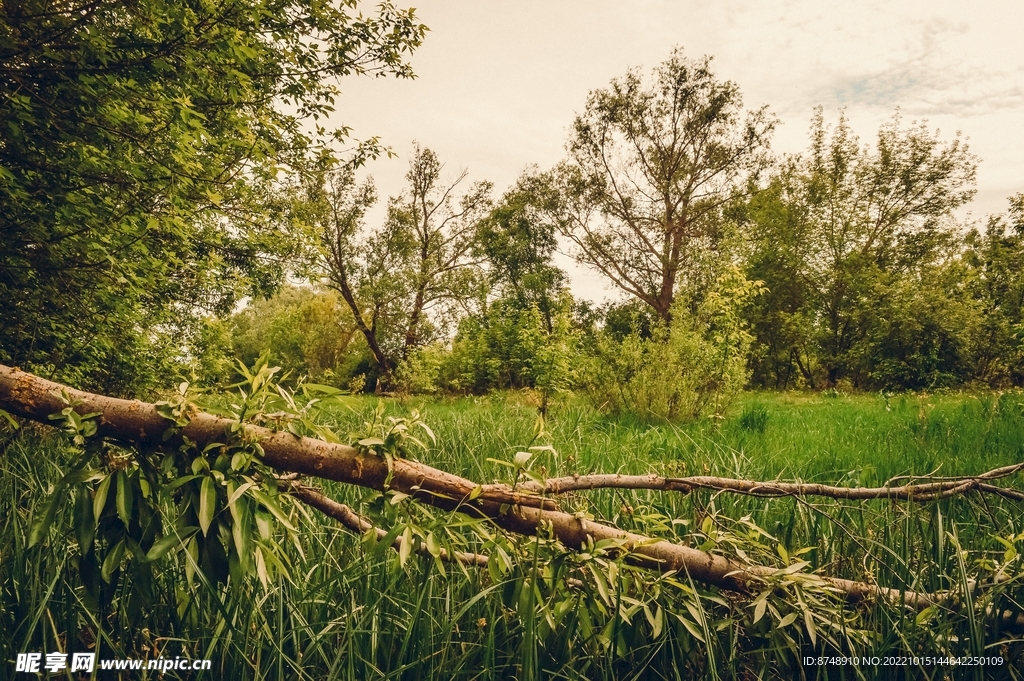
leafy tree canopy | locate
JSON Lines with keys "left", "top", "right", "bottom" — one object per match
{"left": 552, "top": 48, "right": 775, "bottom": 323}
{"left": 0, "top": 0, "right": 425, "bottom": 393}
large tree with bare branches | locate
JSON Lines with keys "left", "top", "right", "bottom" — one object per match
{"left": 554, "top": 49, "right": 776, "bottom": 322}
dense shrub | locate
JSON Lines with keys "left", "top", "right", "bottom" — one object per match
{"left": 582, "top": 267, "right": 758, "bottom": 421}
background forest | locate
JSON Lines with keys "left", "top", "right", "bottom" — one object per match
{"left": 3, "top": 2, "right": 1024, "bottom": 679}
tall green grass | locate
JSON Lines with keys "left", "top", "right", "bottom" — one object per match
{"left": 3, "top": 391, "right": 1024, "bottom": 679}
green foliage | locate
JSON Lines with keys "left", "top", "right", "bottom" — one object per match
{"left": 859, "top": 256, "right": 985, "bottom": 389}
{"left": 963, "top": 193, "right": 1024, "bottom": 386}
{"left": 438, "top": 292, "right": 580, "bottom": 406}
{"left": 584, "top": 267, "right": 759, "bottom": 421}
{"left": 394, "top": 342, "right": 447, "bottom": 394}
{"left": 475, "top": 171, "right": 567, "bottom": 315}
{"left": 227, "top": 285, "right": 361, "bottom": 387}
{"left": 0, "top": 0, "right": 426, "bottom": 393}
{"left": 742, "top": 110, "right": 980, "bottom": 390}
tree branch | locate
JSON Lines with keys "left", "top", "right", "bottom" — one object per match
{"left": 514, "top": 466, "right": 1024, "bottom": 502}
{"left": 286, "top": 481, "right": 489, "bottom": 567}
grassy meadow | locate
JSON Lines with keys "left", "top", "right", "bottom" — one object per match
{"left": 3, "top": 389, "right": 1024, "bottom": 679}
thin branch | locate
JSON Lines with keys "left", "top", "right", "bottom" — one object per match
{"left": 514, "top": 466, "right": 1024, "bottom": 502}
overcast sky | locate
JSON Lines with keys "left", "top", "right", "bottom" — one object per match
{"left": 335, "top": 0, "right": 1024, "bottom": 301}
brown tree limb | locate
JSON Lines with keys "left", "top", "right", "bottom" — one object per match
{"left": 514, "top": 465, "right": 1024, "bottom": 502}
{"left": 0, "top": 364, "right": 970, "bottom": 609}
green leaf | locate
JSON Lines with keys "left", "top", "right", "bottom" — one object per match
{"left": 301, "top": 383, "right": 344, "bottom": 395}
{"left": 674, "top": 614, "right": 706, "bottom": 643}
{"left": 199, "top": 476, "right": 217, "bottom": 536}
{"left": 227, "top": 481, "right": 255, "bottom": 507}
{"left": 164, "top": 474, "right": 202, "bottom": 493}
{"left": 229, "top": 494, "right": 252, "bottom": 569}
{"left": 752, "top": 594, "right": 768, "bottom": 624}
{"left": 93, "top": 474, "right": 112, "bottom": 522}
{"left": 588, "top": 564, "right": 611, "bottom": 605}
{"left": 0, "top": 408, "right": 19, "bottom": 429}
{"left": 399, "top": 525, "right": 412, "bottom": 566}
{"left": 116, "top": 470, "right": 133, "bottom": 526}
{"left": 101, "top": 539, "right": 126, "bottom": 583}
{"left": 251, "top": 489, "right": 297, "bottom": 532}
{"left": 146, "top": 527, "right": 200, "bottom": 562}
{"left": 254, "top": 547, "right": 269, "bottom": 588}
{"left": 28, "top": 486, "right": 65, "bottom": 548}
{"left": 418, "top": 422, "right": 436, "bottom": 445}
{"left": 914, "top": 605, "right": 936, "bottom": 626}
{"left": 777, "top": 612, "right": 799, "bottom": 627}
{"left": 73, "top": 485, "right": 95, "bottom": 553}
{"left": 803, "top": 610, "right": 817, "bottom": 646}
{"left": 425, "top": 532, "right": 440, "bottom": 558}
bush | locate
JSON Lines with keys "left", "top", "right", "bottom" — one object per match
{"left": 395, "top": 343, "right": 447, "bottom": 395}
{"left": 226, "top": 286, "right": 361, "bottom": 387}
{"left": 583, "top": 267, "right": 758, "bottom": 421}
{"left": 438, "top": 293, "right": 579, "bottom": 403}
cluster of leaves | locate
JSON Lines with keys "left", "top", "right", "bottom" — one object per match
{"left": 581, "top": 267, "right": 760, "bottom": 420}
{"left": 26, "top": 358, "right": 336, "bottom": 626}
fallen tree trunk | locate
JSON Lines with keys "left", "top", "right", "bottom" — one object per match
{"left": 0, "top": 363, "right": 992, "bottom": 609}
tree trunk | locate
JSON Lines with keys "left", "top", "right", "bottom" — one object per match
{"left": 330, "top": 273, "right": 391, "bottom": 389}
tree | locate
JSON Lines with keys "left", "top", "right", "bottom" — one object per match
{"left": 0, "top": 0, "right": 426, "bottom": 393}
{"left": 963, "top": 192, "right": 1024, "bottom": 385}
{"left": 738, "top": 169, "right": 818, "bottom": 388}
{"left": 392, "top": 146, "right": 492, "bottom": 355}
{"left": 744, "top": 110, "right": 978, "bottom": 388}
{"left": 297, "top": 146, "right": 491, "bottom": 389}
{"left": 474, "top": 172, "right": 567, "bottom": 331}
{"left": 227, "top": 285, "right": 360, "bottom": 387}
{"left": 552, "top": 49, "right": 775, "bottom": 323}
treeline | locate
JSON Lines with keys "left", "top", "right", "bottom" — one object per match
{"left": 3, "top": 27, "right": 1023, "bottom": 419}
{"left": 200, "top": 55, "right": 1024, "bottom": 416}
